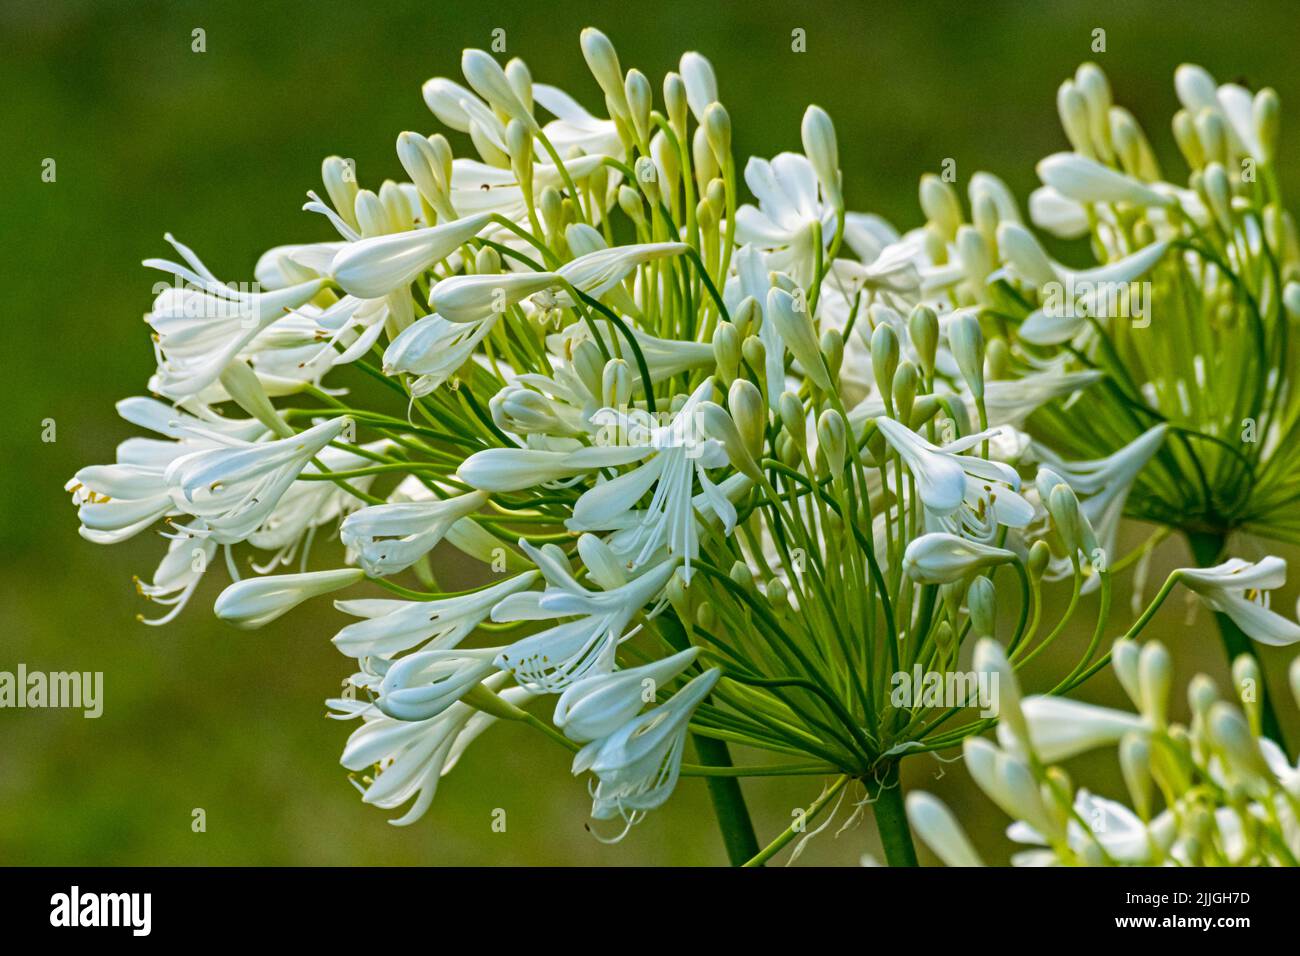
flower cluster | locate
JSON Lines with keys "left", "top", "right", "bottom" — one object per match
{"left": 66, "top": 29, "right": 1300, "bottom": 863}
{"left": 908, "top": 639, "right": 1300, "bottom": 866}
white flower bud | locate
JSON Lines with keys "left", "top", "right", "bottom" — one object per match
{"left": 801, "top": 105, "right": 842, "bottom": 209}
{"left": 216, "top": 568, "right": 364, "bottom": 630}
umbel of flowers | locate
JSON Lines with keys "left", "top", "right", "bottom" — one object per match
{"left": 65, "top": 29, "right": 1300, "bottom": 865}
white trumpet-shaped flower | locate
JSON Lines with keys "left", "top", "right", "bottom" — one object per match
{"left": 574, "top": 668, "right": 720, "bottom": 826}
{"left": 903, "top": 532, "right": 1017, "bottom": 584}
{"left": 214, "top": 568, "right": 364, "bottom": 629}
{"left": 330, "top": 213, "right": 492, "bottom": 299}
{"left": 875, "top": 416, "right": 1033, "bottom": 540}
{"left": 490, "top": 541, "right": 679, "bottom": 692}
{"left": 339, "top": 490, "right": 489, "bottom": 576}
{"left": 163, "top": 417, "right": 349, "bottom": 544}
{"left": 332, "top": 571, "right": 539, "bottom": 659}
{"left": 553, "top": 647, "right": 701, "bottom": 742}
{"left": 1177, "top": 557, "right": 1300, "bottom": 646}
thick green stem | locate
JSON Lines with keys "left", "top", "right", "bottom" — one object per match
{"left": 869, "top": 762, "right": 918, "bottom": 867}
{"left": 1186, "top": 531, "right": 1287, "bottom": 750}
{"left": 692, "top": 734, "right": 760, "bottom": 866}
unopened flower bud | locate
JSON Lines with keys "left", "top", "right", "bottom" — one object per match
{"left": 778, "top": 391, "right": 807, "bottom": 451}
{"left": 892, "top": 361, "right": 918, "bottom": 426}
{"left": 579, "top": 28, "right": 628, "bottom": 119}
{"left": 703, "top": 102, "right": 731, "bottom": 167}
{"left": 1111, "top": 639, "right": 1142, "bottom": 709}
{"left": 768, "top": 287, "right": 832, "bottom": 391}
{"left": 712, "top": 322, "right": 741, "bottom": 384}
{"left": 699, "top": 401, "right": 760, "bottom": 482}
{"left": 1172, "top": 109, "right": 1205, "bottom": 169}
{"left": 1202, "top": 162, "right": 1233, "bottom": 232}
{"left": 967, "top": 579, "right": 997, "bottom": 639}
{"left": 1119, "top": 733, "right": 1153, "bottom": 819}
{"left": 1027, "top": 539, "right": 1051, "bottom": 582}
{"left": 1254, "top": 87, "right": 1280, "bottom": 164}
{"left": 322, "top": 155, "right": 360, "bottom": 230}
{"left": 801, "top": 104, "right": 842, "bottom": 209}
{"left": 664, "top": 72, "right": 688, "bottom": 131}
{"left": 948, "top": 311, "right": 985, "bottom": 399}
{"left": 728, "top": 378, "right": 767, "bottom": 460}
{"left": 908, "top": 305, "right": 939, "bottom": 378}
{"left": 870, "top": 323, "right": 899, "bottom": 403}
{"left": 1138, "top": 641, "right": 1172, "bottom": 728}
{"left": 816, "top": 409, "right": 847, "bottom": 476}
{"left": 624, "top": 69, "right": 653, "bottom": 145}
{"left": 602, "top": 358, "right": 632, "bottom": 409}
{"left": 919, "top": 173, "right": 962, "bottom": 241}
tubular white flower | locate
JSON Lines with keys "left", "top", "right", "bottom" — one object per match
{"left": 1036, "top": 152, "right": 1174, "bottom": 207}
{"left": 905, "top": 792, "right": 985, "bottom": 867}
{"left": 333, "top": 571, "right": 539, "bottom": 659}
{"left": 998, "top": 695, "right": 1147, "bottom": 763}
{"left": 330, "top": 213, "right": 492, "bottom": 299}
{"left": 214, "top": 568, "right": 364, "bottom": 630}
{"left": 574, "top": 668, "right": 720, "bottom": 824}
{"left": 553, "top": 647, "right": 701, "bottom": 742}
{"left": 334, "top": 675, "right": 534, "bottom": 826}
{"left": 491, "top": 542, "right": 679, "bottom": 692}
{"left": 163, "top": 417, "right": 350, "bottom": 544}
{"left": 903, "top": 532, "right": 1016, "bottom": 584}
{"left": 875, "top": 416, "right": 1033, "bottom": 539}
{"left": 1178, "top": 557, "right": 1300, "bottom": 646}
{"left": 339, "top": 490, "right": 489, "bottom": 576}
{"left": 376, "top": 647, "right": 498, "bottom": 721}
{"left": 677, "top": 51, "right": 717, "bottom": 122}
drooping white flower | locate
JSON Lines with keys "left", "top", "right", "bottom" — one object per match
{"left": 339, "top": 490, "right": 489, "bottom": 576}
{"left": 490, "top": 541, "right": 679, "bottom": 692}
{"left": 902, "top": 532, "right": 1017, "bottom": 584}
{"left": 875, "top": 416, "right": 1033, "bottom": 540}
{"left": 163, "top": 417, "right": 350, "bottom": 544}
{"left": 143, "top": 234, "right": 329, "bottom": 401}
{"left": 332, "top": 674, "right": 534, "bottom": 826}
{"left": 375, "top": 647, "right": 499, "bottom": 720}
{"left": 330, "top": 213, "right": 492, "bottom": 299}
{"left": 332, "top": 571, "right": 539, "bottom": 659}
{"left": 214, "top": 567, "right": 365, "bottom": 629}
{"left": 134, "top": 531, "right": 219, "bottom": 626}
{"left": 1035, "top": 152, "right": 1174, "bottom": 208}
{"left": 574, "top": 668, "right": 720, "bottom": 826}
{"left": 1177, "top": 557, "right": 1300, "bottom": 646}
{"left": 553, "top": 647, "right": 701, "bottom": 742}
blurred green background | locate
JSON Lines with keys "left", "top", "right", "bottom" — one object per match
{"left": 3, "top": 0, "right": 1300, "bottom": 865}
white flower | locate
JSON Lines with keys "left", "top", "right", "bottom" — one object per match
{"left": 568, "top": 378, "right": 733, "bottom": 579}
{"left": 1177, "top": 557, "right": 1300, "bottom": 646}
{"left": 143, "top": 234, "right": 328, "bottom": 401}
{"left": 1032, "top": 425, "right": 1167, "bottom": 590}
{"left": 553, "top": 647, "right": 701, "bottom": 742}
{"left": 163, "top": 417, "right": 350, "bottom": 544}
{"left": 574, "top": 668, "right": 720, "bottom": 825}
{"left": 375, "top": 647, "right": 499, "bottom": 720}
{"left": 1008, "top": 790, "right": 1168, "bottom": 866}
{"left": 333, "top": 571, "right": 539, "bottom": 659}
{"left": 490, "top": 541, "right": 679, "bottom": 692}
{"left": 339, "top": 490, "right": 489, "bottom": 576}
{"left": 1035, "top": 152, "right": 1174, "bottom": 208}
{"left": 735, "top": 153, "right": 837, "bottom": 283}
{"left": 997, "top": 695, "right": 1147, "bottom": 763}
{"left": 134, "top": 532, "right": 219, "bottom": 626}
{"left": 874, "top": 416, "right": 1033, "bottom": 540}
{"left": 333, "top": 675, "right": 534, "bottom": 826}
{"left": 330, "top": 213, "right": 492, "bottom": 299}
{"left": 902, "top": 532, "right": 1016, "bottom": 584}
{"left": 214, "top": 568, "right": 364, "bottom": 629}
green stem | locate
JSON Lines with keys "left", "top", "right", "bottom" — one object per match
{"left": 1186, "top": 531, "right": 1287, "bottom": 751}
{"left": 869, "top": 762, "right": 918, "bottom": 867}
{"left": 692, "top": 734, "right": 761, "bottom": 866}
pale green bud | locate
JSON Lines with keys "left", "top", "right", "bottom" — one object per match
{"left": 474, "top": 245, "right": 501, "bottom": 275}
{"left": 1138, "top": 641, "right": 1172, "bottom": 728}
{"left": 908, "top": 304, "right": 939, "bottom": 379}
{"left": 985, "top": 338, "right": 1010, "bottom": 380}
{"left": 1111, "top": 639, "right": 1142, "bottom": 709}
{"left": 733, "top": 295, "right": 759, "bottom": 340}
{"left": 870, "top": 323, "right": 900, "bottom": 402}
{"left": 816, "top": 409, "right": 847, "bottom": 476}
{"left": 505, "top": 58, "right": 533, "bottom": 114}
{"left": 919, "top": 173, "right": 962, "bottom": 241}
{"left": 618, "top": 185, "right": 645, "bottom": 227}
{"left": 1119, "top": 733, "right": 1153, "bottom": 819}
{"left": 624, "top": 69, "right": 653, "bottom": 145}
{"left": 1195, "top": 108, "right": 1227, "bottom": 164}
{"left": 635, "top": 156, "right": 661, "bottom": 205}
{"left": 1172, "top": 109, "right": 1205, "bottom": 169}
{"left": 703, "top": 102, "right": 731, "bottom": 167}
{"left": 692, "top": 126, "right": 719, "bottom": 193}
{"left": 1231, "top": 654, "right": 1262, "bottom": 733}
{"left": 1188, "top": 673, "right": 1219, "bottom": 721}
{"left": 801, "top": 104, "right": 842, "bottom": 209}
{"left": 728, "top": 378, "right": 767, "bottom": 460}
{"left": 1254, "top": 87, "right": 1280, "bottom": 164}
{"left": 699, "top": 401, "right": 760, "bottom": 483}
{"left": 779, "top": 391, "right": 807, "bottom": 451}
{"left": 602, "top": 359, "right": 632, "bottom": 409}
{"left": 664, "top": 72, "right": 688, "bottom": 132}
{"left": 540, "top": 186, "right": 564, "bottom": 237}
{"left": 579, "top": 28, "right": 628, "bottom": 119}
{"left": 322, "top": 155, "right": 360, "bottom": 230}
{"left": 1202, "top": 162, "right": 1233, "bottom": 233}
{"left": 1208, "top": 702, "right": 1271, "bottom": 786}
{"left": 741, "top": 336, "right": 766, "bottom": 390}
{"left": 713, "top": 322, "right": 741, "bottom": 384}
{"left": 893, "top": 361, "right": 918, "bottom": 426}
{"left": 767, "top": 577, "right": 789, "bottom": 608}
{"left": 948, "top": 311, "right": 985, "bottom": 399}
{"left": 1057, "top": 80, "right": 1094, "bottom": 157}
{"left": 967, "top": 578, "right": 997, "bottom": 639}
{"left": 353, "top": 189, "right": 389, "bottom": 238}
{"left": 1027, "top": 540, "right": 1051, "bottom": 582}
{"left": 397, "top": 132, "right": 448, "bottom": 214}
{"left": 820, "top": 329, "right": 844, "bottom": 383}
{"left": 729, "top": 560, "right": 755, "bottom": 591}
